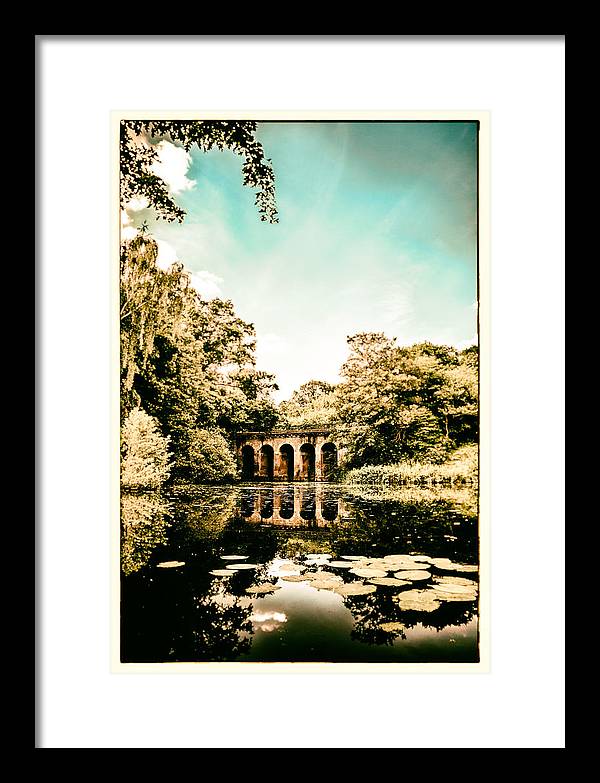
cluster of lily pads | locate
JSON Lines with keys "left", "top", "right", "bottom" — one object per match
{"left": 191, "top": 551, "right": 479, "bottom": 609}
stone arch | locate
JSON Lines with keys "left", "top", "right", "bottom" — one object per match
{"left": 299, "top": 443, "right": 316, "bottom": 481}
{"left": 259, "top": 444, "right": 274, "bottom": 480}
{"left": 321, "top": 442, "right": 338, "bottom": 480}
{"left": 279, "top": 443, "right": 294, "bottom": 481}
{"left": 241, "top": 445, "right": 255, "bottom": 480}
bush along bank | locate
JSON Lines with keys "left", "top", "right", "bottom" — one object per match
{"left": 343, "top": 444, "right": 478, "bottom": 487}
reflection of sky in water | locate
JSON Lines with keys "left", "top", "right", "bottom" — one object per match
{"left": 251, "top": 611, "right": 288, "bottom": 632}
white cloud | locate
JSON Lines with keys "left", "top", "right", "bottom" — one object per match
{"left": 256, "top": 332, "right": 288, "bottom": 358}
{"left": 253, "top": 330, "right": 345, "bottom": 402}
{"left": 126, "top": 197, "right": 150, "bottom": 212}
{"left": 155, "top": 239, "right": 179, "bottom": 271}
{"left": 455, "top": 334, "right": 478, "bottom": 350}
{"left": 189, "top": 270, "right": 223, "bottom": 300}
{"left": 150, "top": 141, "right": 195, "bottom": 194}
{"left": 250, "top": 611, "right": 287, "bottom": 633}
{"left": 120, "top": 225, "right": 138, "bottom": 242}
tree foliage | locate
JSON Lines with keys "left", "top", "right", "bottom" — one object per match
{"left": 120, "top": 120, "right": 278, "bottom": 224}
{"left": 120, "top": 235, "right": 280, "bottom": 484}
{"left": 278, "top": 380, "right": 337, "bottom": 428}
{"left": 172, "top": 428, "right": 238, "bottom": 485}
{"left": 119, "top": 120, "right": 281, "bottom": 486}
{"left": 121, "top": 407, "right": 172, "bottom": 490}
{"left": 334, "top": 333, "right": 478, "bottom": 468}
{"left": 168, "top": 428, "right": 237, "bottom": 485}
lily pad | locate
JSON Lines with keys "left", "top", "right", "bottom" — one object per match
{"left": 333, "top": 583, "right": 377, "bottom": 597}
{"left": 279, "top": 562, "right": 306, "bottom": 572}
{"left": 393, "top": 589, "right": 441, "bottom": 612}
{"left": 311, "top": 579, "right": 341, "bottom": 590}
{"left": 367, "top": 577, "right": 411, "bottom": 588}
{"left": 390, "top": 562, "right": 431, "bottom": 570}
{"left": 327, "top": 561, "right": 354, "bottom": 569}
{"left": 394, "top": 570, "right": 432, "bottom": 581}
{"left": 209, "top": 569, "right": 235, "bottom": 576}
{"left": 379, "top": 621, "right": 406, "bottom": 633}
{"left": 429, "top": 583, "right": 478, "bottom": 602}
{"left": 410, "top": 555, "right": 434, "bottom": 563}
{"left": 435, "top": 576, "right": 478, "bottom": 588}
{"left": 429, "top": 591, "right": 477, "bottom": 603}
{"left": 341, "top": 555, "right": 369, "bottom": 561}
{"left": 303, "top": 572, "right": 342, "bottom": 583}
{"left": 225, "top": 563, "right": 258, "bottom": 570}
{"left": 245, "top": 584, "right": 281, "bottom": 594}
{"left": 433, "top": 562, "right": 478, "bottom": 573}
{"left": 431, "top": 583, "right": 475, "bottom": 594}
{"left": 279, "top": 574, "right": 310, "bottom": 582}
{"left": 220, "top": 555, "right": 249, "bottom": 561}
{"left": 349, "top": 567, "right": 389, "bottom": 579}
{"left": 157, "top": 561, "right": 185, "bottom": 568}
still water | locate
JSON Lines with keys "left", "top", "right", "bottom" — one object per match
{"left": 120, "top": 482, "right": 479, "bottom": 663}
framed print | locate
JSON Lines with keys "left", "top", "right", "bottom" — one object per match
{"left": 38, "top": 35, "right": 564, "bottom": 749}
{"left": 113, "top": 111, "right": 489, "bottom": 672}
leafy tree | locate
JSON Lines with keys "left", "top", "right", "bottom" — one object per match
{"left": 121, "top": 407, "right": 172, "bottom": 490}
{"left": 335, "top": 333, "right": 478, "bottom": 467}
{"left": 279, "top": 380, "right": 337, "bottom": 428}
{"left": 120, "top": 120, "right": 278, "bottom": 224}
{"left": 119, "top": 120, "right": 282, "bottom": 487}
{"left": 120, "top": 235, "right": 282, "bottom": 483}
{"left": 120, "top": 235, "right": 195, "bottom": 412}
{"left": 172, "top": 428, "right": 237, "bottom": 484}
{"left": 434, "top": 359, "right": 478, "bottom": 440}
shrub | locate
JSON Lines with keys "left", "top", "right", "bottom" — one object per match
{"left": 344, "top": 444, "right": 478, "bottom": 487}
{"left": 172, "top": 428, "right": 237, "bottom": 484}
{"left": 121, "top": 407, "right": 172, "bottom": 490}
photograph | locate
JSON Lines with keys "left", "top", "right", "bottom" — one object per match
{"left": 118, "top": 115, "right": 483, "bottom": 665}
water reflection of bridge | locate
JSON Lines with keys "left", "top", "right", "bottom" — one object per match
{"left": 238, "top": 485, "right": 349, "bottom": 527}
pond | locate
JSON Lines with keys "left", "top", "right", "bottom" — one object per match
{"left": 120, "top": 482, "right": 479, "bottom": 663}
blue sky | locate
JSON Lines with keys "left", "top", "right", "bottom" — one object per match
{"left": 122, "top": 121, "right": 478, "bottom": 400}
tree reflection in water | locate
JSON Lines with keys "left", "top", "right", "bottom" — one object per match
{"left": 346, "top": 591, "right": 477, "bottom": 647}
{"left": 121, "top": 493, "right": 171, "bottom": 576}
{"left": 329, "top": 496, "right": 477, "bottom": 564}
{"left": 122, "top": 571, "right": 256, "bottom": 662}
{"left": 190, "top": 584, "right": 254, "bottom": 661}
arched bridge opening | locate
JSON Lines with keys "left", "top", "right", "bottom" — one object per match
{"left": 235, "top": 428, "right": 343, "bottom": 483}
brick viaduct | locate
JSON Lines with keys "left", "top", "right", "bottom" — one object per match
{"left": 234, "top": 428, "right": 344, "bottom": 481}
